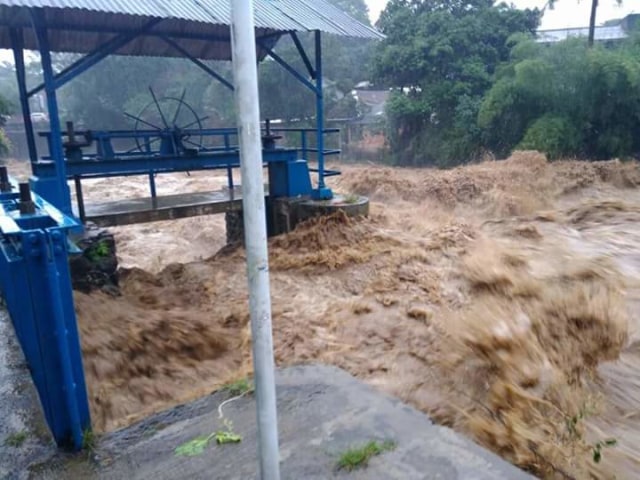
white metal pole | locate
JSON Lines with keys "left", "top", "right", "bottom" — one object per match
{"left": 229, "top": 1, "right": 281, "bottom": 479}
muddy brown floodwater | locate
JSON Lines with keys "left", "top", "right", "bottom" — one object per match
{"left": 7, "top": 153, "right": 640, "bottom": 479}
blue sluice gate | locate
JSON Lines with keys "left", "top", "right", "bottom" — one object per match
{"left": 0, "top": 168, "right": 90, "bottom": 450}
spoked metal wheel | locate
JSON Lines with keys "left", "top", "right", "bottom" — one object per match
{"left": 124, "top": 88, "right": 208, "bottom": 154}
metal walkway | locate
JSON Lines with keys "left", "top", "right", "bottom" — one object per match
{"left": 83, "top": 189, "right": 245, "bottom": 227}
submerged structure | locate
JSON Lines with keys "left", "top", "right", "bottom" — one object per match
{"left": 0, "top": 0, "right": 381, "bottom": 450}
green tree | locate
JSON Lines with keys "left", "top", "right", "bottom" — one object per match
{"left": 373, "top": 0, "right": 540, "bottom": 166}
{"left": 329, "top": 0, "right": 370, "bottom": 24}
{"left": 478, "top": 35, "right": 640, "bottom": 159}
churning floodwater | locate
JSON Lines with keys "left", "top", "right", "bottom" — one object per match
{"left": 9, "top": 153, "right": 640, "bottom": 478}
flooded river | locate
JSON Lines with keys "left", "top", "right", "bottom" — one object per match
{"left": 7, "top": 153, "right": 640, "bottom": 478}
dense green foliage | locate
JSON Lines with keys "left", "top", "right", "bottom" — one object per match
{"left": 374, "top": 0, "right": 640, "bottom": 165}
{"left": 374, "top": 0, "right": 540, "bottom": 166}
{"left": 479, "top": 36, "right": 640, "bottom": 160}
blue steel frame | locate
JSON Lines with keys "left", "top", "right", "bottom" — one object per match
{"left": 12, "top": 12, "right": 336, "bottom": 212}
{"left": 6, "top": 9, "right": 339, "bottom": 451}
{"left": 30, "top": 10, "right": 72, "bottom": 215}
{"left": 10, "top": 28, "right": 37, "bottom": 165}
{"left": 255, "top": 30, "right": 332, "bottom": 199}
{"left": 0, "top": 180, "right": 90, "bottom": 450}
{"left": 34, "top": 147, "right": 301, "bottom": 177}
{"left": 36, "top": 126, "right": 341, "bottom": 218}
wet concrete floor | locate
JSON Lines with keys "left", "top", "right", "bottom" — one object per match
{"left": 1, "top": 307, "right": 532, "bottom": 479}
{"left": 0, "top": 309, "right": 58, "bottom": 480}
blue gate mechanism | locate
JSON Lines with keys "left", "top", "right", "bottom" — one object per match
{"left": 0, "top": 166, "right": 90, "bottom": 450}
{"left": 32, "top": 89, "right": 342, "bottom": 224}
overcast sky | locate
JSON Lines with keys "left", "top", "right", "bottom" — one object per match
{"left": 365, "top": 0, "right": 638, "bottom": 29}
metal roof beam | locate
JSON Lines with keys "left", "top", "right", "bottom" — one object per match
{"left": 31, "top": 8, "right": 73, "bottom": 215}
{"left": 313, "top": 29, "right": 328, "bottom": 196}
{"left": 160, "top": 35, "right": 234, "bottom": 91}
{"left": 10, "top": 27, "right": 38, "bottom": 164}
{"left": 257, "top": 40, "right": 316, "bottom": 93}
{"left": 26, "top": 19, "right": 163, "bottom": 97}
{"left": 0, "top": 0, "right": 384, "bottom": 59}
{"left": 40, "top": 22, "right": 233, "bottom": 44}
{"left": 289, "top": 31, "right": 315, "bottom": 80}
{"left": 41, "top": 23, "right": 283, "bottom": 45}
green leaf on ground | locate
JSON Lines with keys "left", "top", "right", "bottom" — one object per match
{"left": 337, "top": 439, "right": 396, "bottom": 471}
{"left": 174, "top": 436, "right": 211, "bottom": 457}
{"left": 215, "top": 430, "right": 242, "bottom": 444}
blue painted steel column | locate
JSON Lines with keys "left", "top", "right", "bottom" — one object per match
{"left": 17, "top": 228, "right": 91, "bottom": 450}
{"left": 32, "top": 11, "right": 73, "bottom": 215}
{"left": 148, "top": 171, "right": 157, "bottom": 199}
{"left": 10, "top": 28, "right": 38, "bottom": 166}
{"left": 48, "top": 230, "right": 92, "bottom": 444}
{"left": 224, "top": 134, "right": 234, "bottom": 189}
{"left": 44, "top": 237, "right": 83, "bottom": 450}
{"left": 314, "top": 30, "right": 331, "bottom": 199}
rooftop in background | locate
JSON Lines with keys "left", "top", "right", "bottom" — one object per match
{"left": 354, "top": 89, "right": 388, "bottom": 122}
{"left": 0, "top": 0, "right": 383, "bottom": 61}
{"left": 536, "top": 13, "right": 639, "bottom": 44}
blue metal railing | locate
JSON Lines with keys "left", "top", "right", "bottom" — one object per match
{"left": 37, "top": 126, "right": 342, "bottom": 210}
{"left": 38, "top": 126, "right": 341, "bottom": 162}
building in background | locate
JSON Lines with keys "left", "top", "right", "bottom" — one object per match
{"left": 329, "top": 82, "right": 389, "bottom": 162}
{"left": 536, "top": 13, "right": 639, "bottom": 44}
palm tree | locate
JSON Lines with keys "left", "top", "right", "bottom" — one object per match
{"left": 588, "top": 0, "right": 599, "bottom": 46}
{"left": 546, "top": 0, "right": 623, "bottom": 48}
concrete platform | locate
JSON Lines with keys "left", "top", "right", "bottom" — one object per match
{"left": 2, "top": 360, "right": 534, "bottom": 479}
{"left": 83, "top": 188, "right": 370, "bottom": 230}
{"left": 268, "top": 194, "right": 370, "bottom": 236}
{"left": 297, "top": 194, "right": 370, "bottom": 219}
{"left": 1, "top": 307, "right": 531, "bottom": 479}
{"left": 83, "top": 190, "right": 245, "bottom": 227}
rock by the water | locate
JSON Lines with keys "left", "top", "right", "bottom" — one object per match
{"left": 69, "top": 224, "right": 119, "bottom": 294}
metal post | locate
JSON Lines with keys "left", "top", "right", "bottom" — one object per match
{"left": 18, "top": 182, "right": 36, "bottom": 214}
{"left": 301, "top": 131, "right": 307, "bottom": 161}
{"left": 230, "top": 1, "right": 280, "bottom": 479}
{"left": 10, "top": 28, "right": 38, "bottom": 165}
{"left": 74, "top": 176, "right": 86, "bottom": 223}
{"left": 148, "top": 171, "right": 157, "bottom": 199}
{"left": 0, "top": 166, "right": 10, "bottom": 192}
{"left": 224, "top": 134, "right": 234, "bottom": 190}
{"left": 32, "top": 11, "right": 73, "bottom": 215}
{"left": 314, "top": 30, "right": 330, "bottom": 199}
{"left": 149, "top": 174, "right": 158, "bottom": 209}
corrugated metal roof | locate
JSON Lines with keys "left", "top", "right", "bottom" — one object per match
{"left": 273, "top": 0, "right": 379, "bottom": 38}
{"left": 2, "top": 0, "right": 166, "bottom": 18}
{"left": 0, "top": 0, "right": 383, "bottom": 61}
